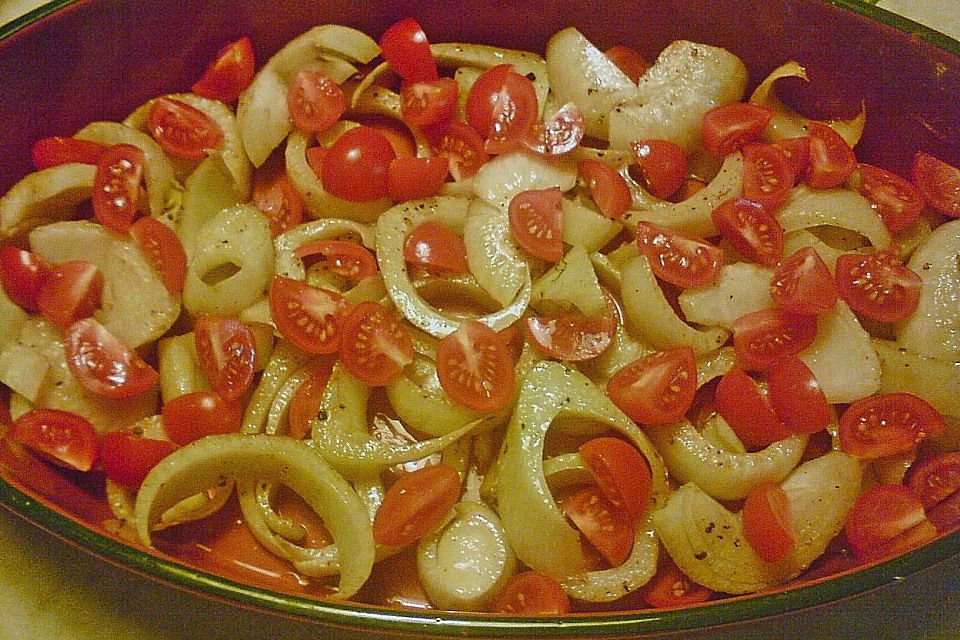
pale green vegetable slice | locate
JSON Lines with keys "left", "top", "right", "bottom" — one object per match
{"left": 177, "top": 152, "right": 245, "bottom": 255}
{"left": 783, "top": 229, "right": 843, "bottom": 270}
{"left": 578, "top": 324, "right": 654, "bottom": 385}
{"left": 274, "top": 216, "right": 376, "bottom": 281}
{"left": 561, "top": 197, "right": 621, "bottom": 253}
{"left": 696, "top": 347, "right": 737, "bottom": 388}
{"left": 463, "top": 199, "right": 529, "bottom": 307}
{"left": 0, "top": 163, "right": 95, "bottom": 242}
{"left": 530, "top": 245, "right": 606, "bottom": 317}
{"left": 242, "top": 340, "right": 314, "bottom": 434}
{"left": 799, "top": 301, "right": 879, "bottom": 404}
{"left": 472, "top": 149, "right": 577, "bottom": 211}
{"left": 157, "top": 333, "right": 209, "bottom": 403}
{"left": 385, "top": 354, "right": 483, "bottom": 438}
{"left": 700, "top": 411, "right": 747, "bottom": 454}
{"left": 0, "top": 285, "right": 27, "bottom": 350}
{"left": 678, "top": 262, "right": 774, "bottom": 330}
{"left": 454, "top": 66, "right": 483, "bottom": 121}
{"left": 777, "top": 186, "right": 891, "bottom": 251}
{"left": 0, "top": 341, "right": 49, "bottom": 402}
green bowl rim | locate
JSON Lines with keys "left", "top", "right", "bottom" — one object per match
{"left": 1, "top": 0, "right": 959, "bottom": 635}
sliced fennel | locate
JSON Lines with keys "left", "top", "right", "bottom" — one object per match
{"left": 0, "top": 163, "right": 95, "bottom": 242}
{"left": 678, "top": 262, "right": 774, "bottom": 330}
{"left": 799, "top": 301, "right": 879, "bottom": 404}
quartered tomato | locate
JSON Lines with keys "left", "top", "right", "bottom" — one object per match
{"left": 578, "top": 159, "right": 632, "bottom": 220}
{"left": 493, "top": 571, "right": 571, "bottom": 615}
{"left": 251, "top": 172, "right": 305, "bottom": 237}
{"left": 742, "top": 142, "right": 794, "bottom": 211}
{"left": 508, "top": 186, "right": 564, "bottom": 262}
{"left": 92, "top": 143, "right": 145, "bottom": 234}
{"left": 766, "top": 356, "right": 832, "bottom": 434}
{"left": 191, "top": 35, "right": 255, "bottom": 103}
{"left": 643, "top": 559, "right": 713, "bottom": 608}
{"left": 579, "top": 437, "right": 652, "bottom": 521}
{"left": 604, "top": 45, "right": 649, "bottom": 83}
{"left": 147, "top": 97, "right": 223, "bottom": 160}
{"left": 715, "top": 367, "right": 794, "bottom": 451}
{"left": 268, "top": 275, "right": 348, "bottom": 354}
{"left": 100, "top": 431, "right": 177, "bottom": 490}
{"left": 387, "top": 155, "right": 450, "bottom": 202}
{"left": 287, "top": 69, "right": 347, "bottom": 134}
{"left": 523, "top": 102, "right": 585, "bottom": 157}
{"left": 743, "top": 482, "right": 795, "bottom": 563}
{"left": 561, "top": 485, "right": 635, "bottom": 567}
{"left": 834, "top": 245, "right": 921, "bottom": 323}
{"left": 36, "top": 260, "right": 103, "bottom": 330}
{"left": 632, "top": 139, "right": 688, "bottom": 200}
{"left": 287, "top": 363, "right": 333, "bottom": 440}
{"left": 805, "top": 122, "right": 857, "bottom": 189}
{"left": 701, "top": 103, "right": 773, "bottom": 157}
{"left": 771, "top": 136, "right": 810, "bottom": 182}
{"left": 10, "top": 409, "right": 99, "bottom": 472}
{"left": 711, "top": 197, "right": 784, "bottom": 268}
{"left": 856, "top": 163, "right": 924, "bottom": 233}
{"left": 435, "top": 320, "right": 515, "bottom": 413}
{"left": 839, "top": 392, "right": 945, "bottom": 460}
{"left": 430, "top": 120, "right": 489, "bottom": 181}
{"left": 64, "top": 319, "right": 158, "bottom": 399}
{"left": 194, "top": 315, "right": 257, "bottom": 400}
{"left": 400, "top": 77, "right": 459, "bottom": 127}
{"left": 339, "top": 301, "right": 414, "bottom": 387}
{"left": 378, "top": 17, "right": 438, "bottom": 83}
{"left": 769, "top": 246, "right": 838, "bottom": 315}
{"left": 161, "top": 390, "right": 243, "bottom": 446}
{"left": 906, "top": 451, "right": 960, "bottom": 533}
{"left": 731, "top": 308, "right": 817, "bottom": 371}
{"left": 606, "top": 347, "right": 697, "bottom": 426}
{"left": 294, "top": 239, "right": 379, "bottom": 282}
{"left": 465, "top": 64, "right": 538, "bottom": 153}
{"left": 31, "top": 136, "right": 106, "bottom": 170}
{"left": 321, "top": 125, "right": 396, "bottom": 203}
{"left": 129, "top": 217, "right": 188, "bottom": 293}
{"left": 524, "top": 308, "right": 617, "bottom": 361}
{"left": 844, "top": 484, "right": 937, "bottom": 563}
{"left": 403, "top": 220, "right": 469, "bottom": 274}
{"left": 0, "top": 246, "right": 49, "bottom": 312}
{"left": 635, "top": 221, "right": 723, "bottom": 288}
{"left": 912, "top": 151, "right": 960, "bottom": 218}
{"left": 372, "top": 463, "right": 461, "bottom": 546}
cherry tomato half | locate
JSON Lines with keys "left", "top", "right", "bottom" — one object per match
{"left": 523, "top": 102, "right": 585, "bottom": 157}
{"left": 769, "top": 246, "right": 838, "bottom": 315}
{"left": 31, "top": 136, "right": 106, "bottom": 170}
{"left": 0, "top": 245, "right": 50, "bottom": 313}
{"left": 430, "top": 120, "right": 489, "bottom": 181}
{"left": 492, "top": 571, "right": 571, "bottom": 615}
{"left": 294, "top": 239, "right": 379, "bottom": 282}
{"left": 579, "top": 437, "right": 652, "bottom": 521}
{"left": 856, "top": 163, "right": 924, "bottom": 233}
{"left": 642, "top": 559, "right": 713, "bottom": 608}
{"left": 715, "top": 367, "right": 794, "bottom": 451}
{"left": 10, "top": 408, "right": 99, "bottom": 472}
{"left": 321, "top": 126, "right": 396, "bottom": 203}
{"left": 191, "top": 36, "right": 256, "bottom": 103}
{"left": 771, "top": 136, "right": 810, "bottom": 182}
{"left": 604, "top": 45, "right": 649, "bottom": 83}
{"left": 194, "top": 315, "right": 257, "bottom": 400}
{"left": 36, "top": 260, "right": 103, "bottom": 330}
{"left": 161, "top": 390, "right": 243, "bottom": 446}
{"left": 701, "top": 103, "right": 773, "bottom": 157}
{"left": 711, "top": 197, "right": 784, "bottom": 268}
{"left": 92, "top": 143, "right": 145, "bottom": 234}
{"left": 372, "top": 463, "right": 461, "bottom": 546}
{"left": 844, "top": 484, "right": 937, "bottom": 563}
{"left": 378, "top": 17, "right": 438, "bottom": 83}
{"left": 268, "top": 276, "right": 348, "bottom": 354}
{"left": 766, "top": 356, "right": 832, "bottom": 435}
{"left": 838, "top": 392, "right": 945, "bottom": 460}
{"left": 742, "top": 142, "right": 794, "bottom": 211}
{"left": 742, "top": 482, "right": 795, "bottom": 563}
{"left": 65, "top": 318, "right": 158, "bottom": 399}
{"left": 635, "top": 221, "right": 723, "bottom": 289}
{"left": 525, "top": 309, "right": 617, "bottom": 362}
{"left": 579, "top": 159, "right": 632, "bottom": 220}
{"left": 148, "top": 97, "right": 223, "bottom": 160}
{"left": 607, "top": 347, "right": 697, "bottom": 426}
{"left": 387, "top": 155, "right": 450, "bottom": 202}
{"left": 805, "top": 122, "right": 857, "bottom": 189}
{"left": 834, "top": 245, "right": 921, "bottom": 323}
{"left": 339, "top": 301, "right": 415, "bottom": 387}
{"left": 632, "top": 139, "right": 688, "bottom": 200}
{"left": 466, "top": 65, "right": 538, "bottom": 153}
{"left": 731, "top": 308, "right": 818, "bottom": 371}
{"left": 400, "top": 77, "right": 459, "bottom": 127}
{"left": 287, "top": 69, "right": 347, "bottom": 134}
{"left": 435, "top": 320, "right": 515, "bottom": 413}
{"left": 562, "top": 485, "right": 635, "bottom": 567}
{"left": 508, "top": 187, "right": 565, "bottom": 262}
{"left": 100, "top": 431, "right": 177, "bottom": 490}
{"left": 912, "top": 151, "right": 960, "bottom": 218}
{"left": 130, "top": 216, "right": 188, "bottom": 293}
{"left": 251, "top": 172, "right": 305, "bottom": 238}
{"left": 403, "top": 220, "right": 469, "bottom": 274}
{"left": 287, "top": 363, "right": 333, "bottom": 440}
{"left": 906, "top": 451, "right": 960, "bottom": 512}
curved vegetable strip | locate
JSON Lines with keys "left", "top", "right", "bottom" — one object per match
{"left": 134, "top": 433, "right": 375, "bottom": 598}
{"left": 241, "top": 341, "right": 315, "bottom": 434}
{"left": 799, "top": 302, "right": 880, "bottom": 404}
{"left": 177, "top": 153, "right": 245, "bottom": 255}
{"left": 385, "top": 353, "right": 484, "bottom": 437}
{"left": 0, "top": 164, "right": 95, "bottom": 242}
{"left": 274, "top": 216, "right": 376, "bottom": 281}
{"left": 463, "top": 200, "right": 530, "bottom": 307}
{"left": 777, "top": 186, "right": 892, "bottom": 252}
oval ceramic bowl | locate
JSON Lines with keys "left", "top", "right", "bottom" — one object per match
{"left": 1, "top": 0, "right": 959, "bottom": 637}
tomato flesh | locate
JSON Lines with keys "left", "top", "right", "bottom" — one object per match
{"left": 493, "top": 571, "right": 571, "bottom": 615}
{"left": 578, "top": 159, "right": 632, "bottom": 220}
{"left": 400, "top": 77, "right": 459, "bottom": 127}
{"left": 606, "top": 347, "right": 697, "bottom": 426}
{"left": 100, "top": 431, "right": 177, "bottom": 490}
{"left": 429, "top": 120, "right": 489, "bottom": 181}
{"left": 632, "top": 139, "right": 688, "bottom": 200}
{"left": 93, "top": 143, "right": 145, "bottom": 234}
{"left": 523, "top": 103, "right": 585, "bottom": 157}
{"left": 192, "top": 36, "right": 255, "bottom": 103}
{"left": 339, "top": 301, "right": 414, "bottom": 387}
{"left": 251, "top": 172, "right": 305, "bottom": 238}
{"left": 769, "top": 246, "right": 838, "bottom": 315}
{"left": 10, "top": 408, "right": 99, "bottom": 472}
{"left": 0, "top": 246, "right": 50, "bottom": 313}
{"left": 579, "top": 437, "right": 652, "bottom": 521}
{"left": 387, "top": 156, "right": 449, "bottom": 202}
{"left": 372, "top": 463, "right": 461, "bottom": 546}
{"left": 711, "top": 197, "right": 784, "bottom": 268}
{"left": 635, "top": 221, "right": 723, "bottom": 288}
{"left": 294, "top": 239, "right": 379, "bottom": 282}
{"left": 701, "top": 103, "right": 773, "bottom": 157}
{"left": 805, "top": 122, "right": 857, "bottom": 189}
{"left": 912, "top": 151, "right": 960, "bottom": 218}
{"left": 37, "top": 260, "right": 104, "bottom": 330}
{"left": 715, "top": 367, "right": 794, "bottom": 451}
{"left": 771, "top": 136, "right": 810, "bottom": 182}
{"left": 435, "top": 320, "right": 515, "bottom": 413}
{"left": 378, "top": 18, "right": 438, "bottom": 83}
{"left": 643, "top": 560, "right": 713, "bottom": 608}
{"left": 731, "top": 308, "right": 817, "bottom": 371}
{"left": 194, "top": 315, "right": 257, "bottom": 400}
{"left": 508, "top": 187, "right": 565, "bottom": 262}
{"left": 161, "top": 391, "right": 243, "bottom": 445}
{"left": 524, "top": 309, "right": 616, "bottom": 362}
{"left": 403, "top": 220, "right": 469, "bottom": 274}
{"left": 466, "top": 65, "right": 539, "bottom": 153}
{"left": 839, "top": 392, "right": 945, "bottom": 460}
{"left": 31, "top": 136, "right": 106, "bottom": 170}
{"left": 562, "top": 485, "right": 635, "bottom": 567}
{"left": 743, "top": 482, "right": 795, "bottom": 563}
{"left": 268, "top": 275, "right": 348, "bottom": 354}
{"left": 65, "top": 319, "right": 159, "bottom": 399}
{"left": 856, "top": 163, "right": 924, "bottom": 233}
{"left": 742, "top": 142, "right": 794, "bottom": 211}
{"left": 906, "top": 451, "right": 960, "bottom": 513}
{"left": 834, "top": 245, "right": 921, "bottom": 323}
{"left": 844, "top": 484, "right": 937, "bottom": 563}
{"left": 148, "top": 97, "right": 223, "bottom": 160}
{"left": 288, "top": 69, "right": 347, "bottom": 134}
{"left": 130, "top": 217, "right": 188, "bottom": 293}
{"left": 766, "top": 356, "right": 832, "bottom": 435}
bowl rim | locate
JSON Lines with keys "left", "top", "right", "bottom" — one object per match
{"left": 1, "top": 0, "right": 959, "bottom": 635}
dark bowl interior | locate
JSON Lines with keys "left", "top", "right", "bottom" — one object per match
{"left": 1, "top": 0, "right": 959, "bottom": 637}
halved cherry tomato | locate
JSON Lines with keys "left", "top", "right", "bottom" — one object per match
{"left": 10, "top": 408, "right": 99, "bottom": 472}
{"left": 834, "top": 245, "right": 921, "bottom": 323}
{"left": 635, "top": 221, "right": 723, "bottom": 288}
{"left": 403, "top": 220, "right": 468, "bottom": 274}
{"left": 711, "top": 197, "right": 784, "bottom": 268}
{"left": 856, "top": 163, "right": 924, "bottom": 233}
{"left": 294, "top": 239, "right": 379, "bottom": 282}
{"left": 766, "top": 356, "right": 831, "bottom": 434}
{"left": 578, "top": 159, "right": 632, "bottom": 220}
{"left": 321, "top": 125, "right": 396, "bottom": 202}
{"left": 161, "top": 390, "right": 243, "bottom": 446}
{"left": 606, "top": 347, "right": 697, "bottom": 426}
{"left": 643, "top": 559, "right": 713, "bottom": 608}
{"left": 37, "top": 260, "right": 103, "bottom": 330}
{"left": 147, "top": 97, "right": 223, "bottom": 160}
{"left": 579, "top": 437, "right": 652, "bottom": 521}
{"left": 305, "top": 146, "right": 328, "bottom": 179}
{"left": 365, "top": 117, "right": 417, "bottom": 159}
{"left": 0, "top": 246, "right": 49, "bottom": 312}
{"left": 742, "top": 142, "right": 794, "bottom": 211}
{"left": 769, "top": 246, "right": 838, "bottom": 315}
{"left": 191, "top": 36, "right": 255, "bottom": 103}
{"left": 906, "top": 451, "right": 960, "bottom": 512}
{"left": 387, "top": 156, "right": 450, "bottom": 202}
{"left": 771, "top": 136, "right": 810, "bottom": 182}
{"left": 287, "top": 69, "right": 347, "bottom": 134}
{"left": 523, "top": 102, "right": 585, "bottom": 157}
{"left": 129, "top": 217, "right": 188, "bottom": 293}
{"left": 435, "top": 320, "right": 515, "bottom": 413}
{"left": 339, "top": 301, "right": 414, "bottom": 387}
{"left": 632, "top": 139, "right": 688, "bottom": 200}
{"left": 839, "top": 392, "right": 945, "bottom": 460}
{"left": 604, "top": 45, "right": 649, "bottom": 83}
{"left": 731, "top": 308, "right": 817, "bottom": 371}
{"left": 912, "top": 151, "right": 960, "bottom": 218}
{"left": 430, "top": 120, "right": 489, "bottom": 181}
{"left": 715, "top": 367, "right": 794, "bottom": 451}
{"left": 743, "top": 482, "right": 795, "bottom": 563}
{"left": 372, "top": 463, "right": 461, "bottom": 546}
{"left": 268, "top": 276, "right": 348, "bottom": 354}
{"left": 378, "top": 17, "right": 438, "bottom": 83}
{"left": 194, "top": 316, "right": 257, "bottom": 400}
{"left": 845, "top": 484, "right": 937, "bottom": 563}
{"left": 562, "top": 485, "right": 635, "bottom": 567}
{"left": 251, "top": 172, "right": 305, "bottom": 237}
{"left": 465, "top": 65, "right": 539, "bottom": 153}
{"left": 287, "top": 363, "right": 333, "bottom": 440}
{"left": 65, "top": 319, "right": 158, "bottom": 399}
{"left": 508, "top": 187, "right": 564, "bottom": 262}
{"left": 805, "top": 122, "right": 857, "bottom": 189}
{"left": 93, "top": 143, "right": 145, "bottom": 234}
{"left": 31, "top": 136, "right": 106, "bottom": 170}
{"left": 400, "top": 77, "right": 458, "bottom": 127}
{"left": 525, "top": 309, "right": 617, "bottom": 361}
{"left": 928, "top": 492, "right": 960, "bottom": 534}
{"left": 701, "top": 103, "right": 773, "bottom": 157}
{"left": 492, "top": 571, "right": 571, "bottom": 615}
{"left": 100, "top": 431, "right": 177, "bottom": 490}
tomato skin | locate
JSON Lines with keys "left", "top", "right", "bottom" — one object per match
{"left": 771, "top": 136, "right": 810, "bottom": 182}
{"left": 268, "top": 276, "right": 348, "bottom": 355}
{"left": 129, "top": 217, "right": 188, "bottom": 293}
{"left": 36, "top": 260, "right": 104, "bottom": 330}
{"left": 403, "top": 220, "right": 468, "bottom": 274}
{"left": 287, "top": 363, "right": 332, "bottom": 440}
{"left": 148, "top": 97, "right": 223, "bottom": 160}
{"left": 339, "top": 301, "right": 414, "bottom": 387}
{"left": 856, "top": 163, "right": 924, "bottom": 233}
{"left": 632, "top": 139, "right": 688, "bottom": 200}
{"left": 191, "top": 36, "right": 255, "bottom": 103}
{"left": 294, "top": 239, "right": 379, "bottom": 282}
{"left": 400, "top": 77, "right": 459, "bottom": 127}
{"left": 579, "top": 437, "right": 652, "bottom": 521}
{"left": 524, "top": 310, "right": 617, "bottom": 362}
{"left": 766, "top": 356, "right": 831, "bottom": 435}
{"left": 194, "top": 315, "right": 257, "bottom": 401}
{"left": 251, "top": 172, "right": 305, "bottom": 238}
{"left": 508, "top": 187, "right": 564, "bottom": 262}
{"left": 523, "top": 102, "right": 585, "bottom": 157}
{"left": 578, "top": 159, "right": 632, "bottom": 220}
{"left": 711, "top": 197, "right": 784, "bottom": 268}
{"left": 387, "top": 155, "right": 449, "bottom": 202}
{"left": 834, "top": 246, "right": 921, "bottom": 323}
{"left": 561, "top": 485, "right": 635, "bottom": 567}
{"left": 93, "top": 143, "right": 145, "bottom": 234}
{"left": 436, "top": 320, "right": 515, "bottom": 413}
{"left": 465, "top": 65, "right": 538, "bottom": 153}
{"left": 100, "top": 431, "right": 177, "bottom": 490}
{"left": 65, "top": 319, "right": 159, "bottom": 399}
{"left": 769, "top": 246, "right": 838, "bottom": 315}
{"left": 321, "top": 126, "right": 396, "bottom": 203}
{"left": 372, "top": 463, "right": 461, "bottom": 547}
{"left": 805, "top": 122, "right": 857, "bottom": 189}
{"left": 701, "top": 103, "right": 773, "bottom": 157}
{"left": 731, "top": 308, "right": 818, "bottom": 371}
{"left": 742, "top": 142, "right": 794, "bottom": 211}
{"left": 493, "top": 571, "right": 571, "bottom": 615}
{"left": 743, "top": 482, "right": 795, "bottom": 563}
{"left": 635, "top": 221, "right": 723, "bottom": 289}
{"left": 606, "top": 347, "right": 697, "bottom": 426}
{"left": 839, "top": 392, "right": 945, "bottom": 460}
{"left": 10, "top": 409, "right": 99, "bottom": 472}
{"left": 715, "top": 367, "right": 794, "bottom": 451}
{"left": 905, "top": 451, "right": 960, "bottom": 513}
{"left": 912, "top": 151, "right": 960, "bottom": 218}
{"left": 643, "top": 560, "right": 713, "bottom": 608}
{"left": 161, "top": 391, "right": 243, "bottom": 446}
{"left": 0, "top": 246, "right": 50, "bottom": 312}
{"left": 287, "top": 69, "right": 347, "bottom": 134}
{"left": 604, "top": 45, "right": 649, "bottom": 83}
{"left": 378, "top": 18, "right": 438, "bottom": 83}
{"left": 31, "top": 136, "right": 106, "bottom": 170}
{"left": 845, "top": 484, "right": 937, "bottom": 563}
{"left": 429, "top": 120, "right": 489, "bottom": 181}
